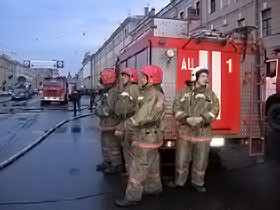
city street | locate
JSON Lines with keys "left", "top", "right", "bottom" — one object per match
{"left": 0, "top": 97, "right": 279, "bottom": 210}
{"left": 1, "top": 1, "right": 280, "bottom": 209}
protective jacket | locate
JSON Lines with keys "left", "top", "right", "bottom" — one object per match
{"left": 173, "top": 85, "right": 219, "bottom": 141}
{"left": 98, "top": 85, "right": 119, "bottom": 131}
{"left": 129, "top": 84, "right": 165, "bottom": 148}
{"left": 115, "top": 82, "right": 140, "bottom": 119}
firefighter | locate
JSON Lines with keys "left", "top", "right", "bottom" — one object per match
{"left": 114, "top": 68, "right": 140, "bottom": 175}
{"left": 97, "top": 69, "right": 122, "bottom": 174}
{"left": 116, "top": 65, "right": 165, "bottom": 207}
{"left": 167, "top": 66, "right": 220, "bottom": 192}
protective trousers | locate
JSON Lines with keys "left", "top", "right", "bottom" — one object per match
{"left": 125, "top": 146, "right": 162, "bottom": 201}
{"left": 174, "top": 139, "right": 210, "bottom": 187}
{"left": 122, "top": 130, "right": 133, "bottom": 173}
{"left": 101, "top": 131, "right": 122, "bottom": 167}
{"left": 115, "top": 121, "right": 134, "bottom": 173}
{"left": 100, "top": 131, "right": 110, "bottom": 164}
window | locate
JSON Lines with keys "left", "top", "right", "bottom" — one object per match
{"left": 179, "top": 11, "right": 184, "bottom": 19}
{"left": 124, "top": 27, "right": 130, "bottom": 38}
{"left": 267, "top": 60, "right": 277, "bottom": 78}
{"left": 210, "top": 0, "right": 216, "bottom": 13}
{"left": 237, "top": 18, "right": 245, "bottom": 27}
{"left": 196, "top": 1, "right": 200, "bottom": 16}
{"left": 262, "top": 9, "right": 271, "bottom": 37}
{"left": 223, "top": 19, "right": 228, "bottom": 26}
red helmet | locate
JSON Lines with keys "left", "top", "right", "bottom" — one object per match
{"left": 100, "top": 69, "right": 116, "bottom": 85}
{"left": 140, "top": 65, "right": 163, "bottom": 84}
{"left": 121, "top": 68, "right": 139, "bottom": 83}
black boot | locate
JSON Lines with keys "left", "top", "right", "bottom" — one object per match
{"left": 96, "top": 162, "right": 110, "bottom": 171}
{"left": 192, "top": 184, "right": 206, "bottom": 192}
{"left": 166, "top": 181, "right": 183, "bottom": 188}
{"left": 115, "top": 198, "right": 139, "bottom": 207}
{"left": 143, "top": 189, "right": 163, "bottom": 196}
{"left": 104, "top": 165, "right": 121, "bottom": 174}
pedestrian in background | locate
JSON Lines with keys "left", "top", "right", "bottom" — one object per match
{"left": 167, "top": 66, "right": 220, "bottom": 192}
{"left": 70, "top": 85, "right": 81, "bottom": 116}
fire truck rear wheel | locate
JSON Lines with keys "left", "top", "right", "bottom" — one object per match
{"left": 267, "top": 103, "right": 280, "bottom": 131}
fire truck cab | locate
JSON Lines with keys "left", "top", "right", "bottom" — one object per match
{"left": 266, "top": 54, "right": 280, "bottom": 131}
{"left": 40, "top": 76, "right": 68, "bottom": 106}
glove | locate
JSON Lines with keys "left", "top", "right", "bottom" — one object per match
{"left": 186, "top": 117, "right": 197, "bottom": 127}
{"left": 186, "top": 117, "right": 203, "bottom": 127}
{"left": 194, "top": 117, "right": 203, "bottom": 125}
{"left": 102, "top": 108, "right": 109, "bottom": 116}
{"left": 124, "top": 118, "right": 134, "bottom": 131}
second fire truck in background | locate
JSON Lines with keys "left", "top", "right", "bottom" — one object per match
{"left": 40, "top": 77, "right": 68, "bottom": 106}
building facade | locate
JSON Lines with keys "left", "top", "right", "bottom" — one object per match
{"left": 91, "top": 13, "right": 147, "bottom": 88}
{"left": 79, "top": 52, "right": 93, "bottom": 90}
{"left": 30, "top": 68, "right": 59, "bottom": 89}
{"left": 0, "top": 54, "right": 35, "bottom": 91}
{"left": 157, "top": 0, "right": 280, "bottom": 56}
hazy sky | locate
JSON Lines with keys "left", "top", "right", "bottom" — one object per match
{"left": 0, "top": 0, "right": 170, "bottom": 76}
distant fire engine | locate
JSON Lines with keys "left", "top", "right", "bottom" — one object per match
{"left": 40, "top": 77, "right": 68, "bottom": 106}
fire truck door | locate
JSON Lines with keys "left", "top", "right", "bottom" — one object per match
{"left": 266, "top": 59, "right": 278, "bottom": 100}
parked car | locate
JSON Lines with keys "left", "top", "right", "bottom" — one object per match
{"left": 0, "top": 91, "right": 10, "bottom": 97}
{"left": 11, "top": 87, "right": 30, "bottom": 100}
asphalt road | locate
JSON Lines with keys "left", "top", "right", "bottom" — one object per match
{"left": 0, "top": 97, "right": 279, "bottom": 210}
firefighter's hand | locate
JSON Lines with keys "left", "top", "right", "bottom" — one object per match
{"left": 125, "top": 117, "right": 139, "bottom": 130}
{"left": 186, "top": 117, "right": 197, "bottom": 127}
{"left": 194, "top": 117, "right": 203, "bottom": 125}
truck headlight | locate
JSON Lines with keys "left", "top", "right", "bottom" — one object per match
{"left": 210, "top": 138, "right": 225, "bottom": 147}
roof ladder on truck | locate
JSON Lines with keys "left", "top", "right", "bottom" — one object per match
{"left": 244, "top": 62, "right": 266, "bottom": 156}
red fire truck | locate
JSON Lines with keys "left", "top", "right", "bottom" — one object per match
{"left": 40, "top": 77, "right": 68, "bottom": 106}
{"left": 115, "top": 18, "right": 267, "bottom": 156}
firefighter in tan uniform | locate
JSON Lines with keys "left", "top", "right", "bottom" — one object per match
{"left": 97, "top": 69, "right": 122, "bottom": 174}
{"left": 168, "top": 66, "right": 220, "bottom": 192}
{"left": 116, "top": 65, "right": 165, "bottom": 207}
{"left": 114, "top": 68, "right": 140, "bottom": 174}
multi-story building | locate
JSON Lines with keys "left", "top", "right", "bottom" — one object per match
{"left": 79, "top": 52, "right": 93, "bottom": 90}
{"left": 30, "top": 68, "right": 59, "bottom": 89}
{"left": 91, "top": 12, "right": 148, "bottom": 88}
{"left": 0, "top": 54, "right": 35, "bottom": 91}
{"left": 157, "top": 0, "right": 280, "bottom": 55}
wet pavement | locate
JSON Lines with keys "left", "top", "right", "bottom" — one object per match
{"left": 0, "top": 98, "right": 280, "bottom": 209}
{"left": 0, "top": 96, "right": 91, "bottom": 164}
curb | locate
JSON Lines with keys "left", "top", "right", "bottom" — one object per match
{"left": 0, "top": 113, "right": 95, "bottom": 170}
